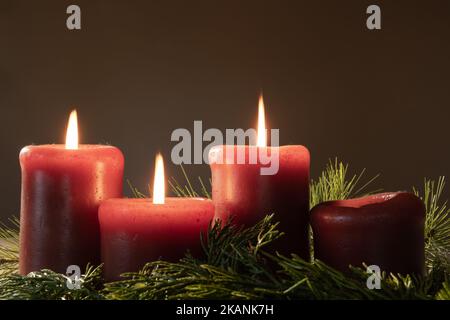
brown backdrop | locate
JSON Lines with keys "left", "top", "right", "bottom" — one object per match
{"left": 1, "top": 0, "right": 450, "bottom": 221}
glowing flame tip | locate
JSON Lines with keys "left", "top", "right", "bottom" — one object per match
{"left": 256, "top": 95, "right": 267, "bottom": 147}
{"left": 152, "top": 153, "right": 165, "bottom": 204}
{"left": 65, "top": 110, "right": 78, "bottom": 150}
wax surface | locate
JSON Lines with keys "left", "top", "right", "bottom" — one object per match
{"left": 19, "top": 145, "right": 124, "bottom": 275}
{"left": 99, "top": 197, "right": 214, "bottom": 281}
{"left": 310, "top": 192, "right": 425, "bottom": 275}
{"left": 209, "top": 145, "right": 310, "bottom": 259}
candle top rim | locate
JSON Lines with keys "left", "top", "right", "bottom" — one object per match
{"left": 20, "top": 144, "right": 122, "bottom": 156}
{"left": 21, "top": 144, "right": 119, "bottom": 150}
{"left": 314, "top": 191, "right": 419, "bottom": 210}
{"left": 19, "top": 144, "right": 124, "bottom": 163}
{"left": 101, "top": 197, "right": 211, "bottom": 205}
{"left": 210, "top": 144, "right": 308, "bottom": 150}
{"left": 99, "top": 197, "right": 214, "bottom": 216}
{"left": 208, "top": 144, "right": 310, "bottom": 165}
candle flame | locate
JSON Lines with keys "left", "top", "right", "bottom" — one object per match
{"left": 256, "top": 94, "right": 267, "bottom": 147}
{"left": 152, "top": 153, "right": 165, "bottom": 204}
{"left": 65, "top": 110, "right": 79, "bottom": 150}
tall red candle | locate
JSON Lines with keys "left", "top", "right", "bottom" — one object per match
{"left": 99, "top": 154, "right": 214, "bottom": 281}
{"left": 310, "top": 192, "right": 425, "bottom": 275}
{"left": 208, "top": 96, "right": 310, "bottom": 258}
{"left": 19, "top": 111, "right": 124, "bottom": 275}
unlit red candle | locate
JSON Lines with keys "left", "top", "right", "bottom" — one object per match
{"left": 19, "top": 111, "right": 124, "bottom": 275}
{"left": 310, "top": 192, "right": 425, "bottom": 275}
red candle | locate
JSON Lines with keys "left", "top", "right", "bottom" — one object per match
{"left": 99, "top": 154, "right": 214, "bottom": 281}
{"left": 310, "top": 192, "right": 425, "bottom": 275}
{"left": 19, "top": 110, "right": 124, "bottom": 275}
{"left": 209, "top": 96, "right": 310, "bottom": 259}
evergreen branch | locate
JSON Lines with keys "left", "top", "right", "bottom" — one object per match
{"left": 0, "top": 264, "right": 104, "bottom": 300}
{"left": 0, "top": 217, "right": 19, "bottom": 260}
{"left": 0, "top": 217, "right": 19, "bottom": 275}
{"left": 275, "top": 255, "right": 436, "bottom": 300}
{"left": 202, "top": 214, "right": 283, "bottom": 269}
{"left": 436, "top": 281, "right": 450, "bottom": 300}
{"left": 0, "top": 262, "right": 19, "bottom": 277}
{"left": 169, "top": 165, "right": 211, "bottom": 199}
{"left": 310, "top": 158, "right": 380, "bottom": 209}
{"left": 413, "top": 177, "right": 450, "bottom": 272}
{"left": 104, "top": 259, "right": 284, "bottom": 300}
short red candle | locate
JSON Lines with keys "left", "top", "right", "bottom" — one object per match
{"left": 209, "top": 145, "right": 310, "bottom": 259}
{"left": 19, "top": 144, "right": 124, "bottom": 275}
{"left": 310, "top": 192, "right": 425, "bottom": 275}
{"left": 99, "top": 198, "right": 214, "bottom": 281}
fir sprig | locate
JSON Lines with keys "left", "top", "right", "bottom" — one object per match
{"left": 169, "top": 165, "right": 211, "bottom": 198}
{"left": 276, "top": 255, "right": 436, "bottom": 300}
{"left": 0, "top": 217, "right": 19, "bottom": 276}
{"left": 310, "top": 158, "right": 380, "bottom": 208}
{"left": 413, "top": 177, "right": 450, "bottom": 271}
{"left": 0, "top": 264, "right": 104, "bottom": 300}
{"left": 436, "top": 282, "right": 450, "bottom": 300}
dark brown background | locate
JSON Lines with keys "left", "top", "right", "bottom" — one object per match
{"left": 1, "top": 0, "right": 449, "bottom": 221}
